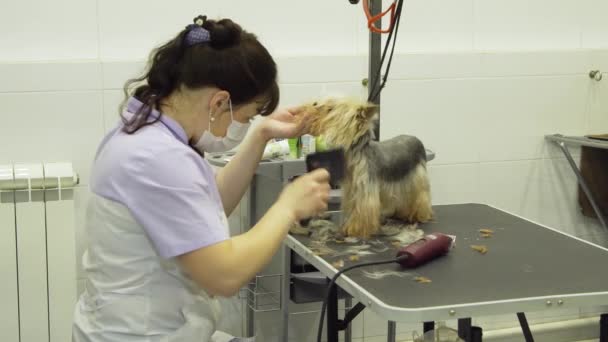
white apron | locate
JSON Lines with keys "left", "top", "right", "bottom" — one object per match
{"left": 72, "top": 193, "right": 254, "bottom": 342}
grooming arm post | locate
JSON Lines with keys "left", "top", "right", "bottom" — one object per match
{"left": 369, "top": 0, "right": 382, "bottom": 140}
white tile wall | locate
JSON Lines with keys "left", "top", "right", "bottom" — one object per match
{"left": 472, "top": 0, "right": 582, "bottom": 51}
{"left": 0, "top": 91, "right": 105, "bottom": 185}
{"left": 103, "top": 90, "right": 124, "bottom": 132}
{"left": 427, "top": 164, "right": 480, "bottom": 205}
{"left": 97, "top": 0, "right": 213, "bottom": 60}
{"left": 590, "top": 50, "right": 608, "bottom": 71}
{"left": 1, "top": 0, "right": 608, "bottom": 62}
{"left": 2, "top": 0, "right": 607, "bottom": 62}
{"left": 102, "top": 61, "right": 147, "bottom": 90}
{"left": 387, "top": 53, "right": 480, "bottom": 80}
{"left": 476, "top": 76, "right": 589, "bottom": 162}
{"left": 322, "top": 82, "right": 368, "bottom": 100}
{"left": 394, "top": 0, "right": 475, "bottom": 53}
{"left": 98, "top": 0, "right": 360, "bottom": 60}
{"left": 588, "top": 75, "right": 608, "bottom": 134}
{"left": 477, "top": 51, "right": 591, "bottom": 78}
{"left": 0, "top": 62, "right": 102, "bottom": 93}
{"left": 0, "top": 0, "right": 98, "bottom": 61}
{"left": 380, "top": 79, "right": 481, "bottom": 165}
{"left": 581, "top": 0, "right": 608, "bottom": 49}
{"left": 478, "top": 160, "right": 577, "bottom": 234}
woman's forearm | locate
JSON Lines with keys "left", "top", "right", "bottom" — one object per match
{"left": 177, "top": 201, "right": 295, "bottom": 297}
{"left": 215, "top": 125, "right": 269, "bottom": 215}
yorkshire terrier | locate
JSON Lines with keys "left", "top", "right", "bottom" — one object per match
{"left": 302, "top": 97, "right": 433, "bottom": 239}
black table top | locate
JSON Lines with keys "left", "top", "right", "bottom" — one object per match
{"left": 288, "top": 203, "right": 608, "bottom": 310}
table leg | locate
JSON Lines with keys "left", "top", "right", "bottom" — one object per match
{"left": 327, "top": 284, "right": 339, "bottom": 342}
{"left": 600, "top": 313, "right": 608, "bottom": 342}
{"left": 471, "top": 326, "right": 483, "bottom": 342}
{"left": 387, "top": 321, "right": 396, "bottom": 342}
{"left": 345, "top": 297, "right": 352, "bottom": 342}
{"left": 517, "top": 312, "right": 534, "bottom": 342}
{"left": 280, "top": 245, "right": 290, "bottom": 342}
{"left": 458, "top": 318, "right": 472, "bottom": 342}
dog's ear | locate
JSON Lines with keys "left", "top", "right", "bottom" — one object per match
{"left": 357, "top": 103, "right": 378, "bottom": 120}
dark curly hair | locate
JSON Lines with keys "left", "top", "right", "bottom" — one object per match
{"left": 121, "top": 17, "right": 279, "bottom": 133}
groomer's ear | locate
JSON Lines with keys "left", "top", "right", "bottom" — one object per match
{"left": 209, "top": 90, "right": 231, "bottom": 114}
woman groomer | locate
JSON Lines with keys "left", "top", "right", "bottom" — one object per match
{"left": 72, "top": 15, "right": 330, "bottom": 342}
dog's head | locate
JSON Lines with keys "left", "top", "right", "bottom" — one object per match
{"left": 302, "top": 97, "right": 378, "bottom": 149}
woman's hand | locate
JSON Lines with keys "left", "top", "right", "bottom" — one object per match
{"left": 277, "top": 169, "right": 331, "bottom": 221}
{"left": 258, "top": 107, "right": 310, "bottom": 141}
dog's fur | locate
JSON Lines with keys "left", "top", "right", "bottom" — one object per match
{"left": 303, "top": 97, "right": 433, "bottom": 239}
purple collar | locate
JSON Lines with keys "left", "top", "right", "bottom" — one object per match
{"left": 126, "top": 97, "right": 189, "bottom": 145}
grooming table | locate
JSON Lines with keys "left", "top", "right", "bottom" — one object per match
{"left": 283, "top": 203, "right": 608, "bottom": 342}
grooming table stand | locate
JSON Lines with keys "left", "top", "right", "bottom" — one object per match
{"left": 545, "top": 134, "right": 608, "bottom": 231}
{"left": 283, "top": 204, "right": 608, "bottom": 342}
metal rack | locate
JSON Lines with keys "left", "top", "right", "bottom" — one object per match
{"left": 240, "top": 274, "right": 283, "bottom": 313}
{"left": 545, "top": 134, "right": 608, "bottom": 231}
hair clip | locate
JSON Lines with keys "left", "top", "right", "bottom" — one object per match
{"left": 193, "top": 15, "right": 207, "bottom": 27}
{"left": 185, "top": 15, "right": 210, "bottom": 46}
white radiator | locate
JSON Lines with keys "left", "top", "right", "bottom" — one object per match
{"left": 0, "top": 163, "right": 78, "bottom": 342}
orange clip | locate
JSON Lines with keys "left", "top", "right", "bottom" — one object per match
{"left": 362, "top": 0, "right": 397, "bottom": 34}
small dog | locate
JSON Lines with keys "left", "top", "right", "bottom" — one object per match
{"left": 302, "top": 97, "right": 433, "bottom": 239}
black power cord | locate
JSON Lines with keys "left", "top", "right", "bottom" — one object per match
{"left": 368, "top": 0, "right": 405, "bottom": 103}
{"left": 316, "top": 255, "right": 408, "bottom": 342}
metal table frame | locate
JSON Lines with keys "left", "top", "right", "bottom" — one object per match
{"left": 545, "top": 134, "right": 608, "bottom": 231}
{"left": 281, "top": 204, "right": 608, "bottom": 342}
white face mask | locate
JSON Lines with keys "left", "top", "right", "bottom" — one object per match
{"left": 194, "top": 99, "right": 251, "bottom": 153}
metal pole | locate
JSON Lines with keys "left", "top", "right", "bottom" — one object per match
{"left": 600, "top": 313, "right": 608, "bottom": 342}
{"left": 387, "top": 321, "right": 397, "bottom": 342}
{"left": 517, "top": 312, "right": 534, "bottom": 342}
{"left": 368, "top": 0, "right": 382, "bottom": 140}
{"left": 345, "top": 297, "right": 352, "bottom": 342}
{"left": 279, "top": 245, "right": 291, "bottom": 342}
{"left": 246, "top": 187, "right": 256, "bottom": 337}
{"left": 458, "top": 318, "right": 473, "bottom": 342}
{"left": 327, "top": 285, "right": 339, "bottom": 342}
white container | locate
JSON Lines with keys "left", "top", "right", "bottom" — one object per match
{"left": 262, "top": 139, "right": 290, "bottom": 160}
{"left": 300, "top": 135, "right": 316, "bottom": 157}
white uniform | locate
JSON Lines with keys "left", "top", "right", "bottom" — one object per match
{"left": 73, "top": 98, "right": 253, "bottom": 342}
